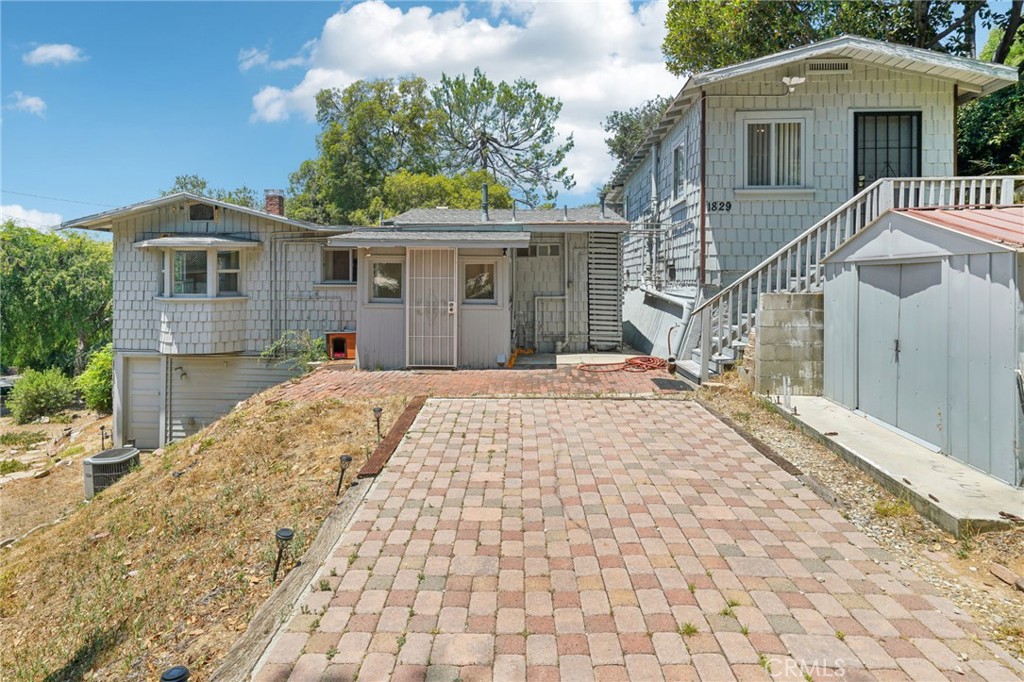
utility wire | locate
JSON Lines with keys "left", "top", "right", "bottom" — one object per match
{"left": 1, "top": 189, "right": 115, "bottom": 208}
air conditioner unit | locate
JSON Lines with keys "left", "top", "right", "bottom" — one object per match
{"left": 806, "top": 60, "right": 851, "bottom": 74}
{"left": 83, "top": 447, "right": 141, "bottom": 499}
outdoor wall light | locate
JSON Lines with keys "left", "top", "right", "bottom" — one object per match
{"left": 160, "top": 666, "right": 190, "bottom": 682}
{"left": 373, "top": 406, "right": 383, "bottom": 441}
{"left": 336, "top": 455, "right": 353, "bottom": 496}
{"left": 272, "top": 527, "right": 294, "bottom": 582}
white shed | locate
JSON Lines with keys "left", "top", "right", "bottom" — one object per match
{"left": 823, "top": 206, "right": 1024, "bottom": 487}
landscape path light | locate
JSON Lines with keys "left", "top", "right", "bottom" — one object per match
{"left": 160, "top": 666, "right": 190, "bottom": 682}
{"left": 336, "top": 455, "right": 353, "bottom": 496}
{"left": 272, "top": 527, "right": 294, "bottom": 582}
{"left": 373, "top": 406, "right": 383, "bottom": 442}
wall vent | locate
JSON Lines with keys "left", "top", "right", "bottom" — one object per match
{"left": 806, "top": 60, "right": 851, "bottom": 74}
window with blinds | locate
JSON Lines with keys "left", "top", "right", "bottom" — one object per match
{"left": 746, "top": 120, "right": 802, "bottom": 187}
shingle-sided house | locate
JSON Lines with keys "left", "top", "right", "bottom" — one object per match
{"left": 604, "top": 35, "right": 1020, "bottom": 362}
{"left": 326, "top": 205, "right": 627, "bottom": 369}
{"left": 63, "top": 192, "right": 352, "bottom": 448}
{"left": 62, "top": 193, "right": 626, "bottom": 448}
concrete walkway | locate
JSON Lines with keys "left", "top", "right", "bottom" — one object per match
{"left": 781, "top": 396, "right": 1024, "bottom": 537}
{"left": 252, "top": 399, "right": 1022, "bottom": 682}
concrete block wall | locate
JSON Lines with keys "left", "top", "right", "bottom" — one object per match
{"left": 754, "top": 292, "right": 823, "bottom": 396}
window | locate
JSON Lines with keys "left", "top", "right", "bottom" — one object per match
{"left": 188, "top": 203, "right": 216, "bottom": 222}
{"left": 674, "top": 146, "right": 686, "bottom": 199}
{"left": 737, "top": 111, "right": 810, "bottom": 189}
{"left": 371, "top": 261, "right": 403, "bottom": 302}
{"left": 217, "top": 250, "right": 240, "bottom": 295}
{"left": 323, "top": 248, "right": 357, "bottom": 283}
{"left": 463, "top": 263, "right": 496, "bottom": 303}
{"left": 526, "top": 244, "right": 560, "bottom": 257}
{"left": 173, "top": 251, "right": 208, "bottom": 295}
{"left": 164, "top": 248, "right": 245, "bottom": 298}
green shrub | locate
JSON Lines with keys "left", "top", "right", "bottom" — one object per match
{"left": 7, "top": 368, "right": 75, "bottom": 424}
{"left": 0, "top": 459, "right": 30, "bottom": 475}
{"left": 261, "top": 330, "right": 326, "bottom": 372}
{"left": 76, "top": 343, "right": 113, "bottom": 412}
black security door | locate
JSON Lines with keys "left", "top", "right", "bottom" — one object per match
{"left": 853, "top": 112, "right": 922, "bottom": 193}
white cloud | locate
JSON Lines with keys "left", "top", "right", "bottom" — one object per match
{"left": 239, "top": 47, "right": 270, "bottom": 72}
{"left": 23, "top": 43, "right": 87, "bottom": 66}
{"left": 239, "top": 42, "right": 313, "bottom": 72}
{"left": 1, "top": 205, "right": 63, "bottom": 230}
{"left": 7, "top": 92, "right": 47, "bottom": 117}
{"left": 248, "top": 0, "right": 680, "bottom": 196}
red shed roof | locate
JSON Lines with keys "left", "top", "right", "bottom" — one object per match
{"left": 896, "top": 206, "right": 1024, "bottom": 249}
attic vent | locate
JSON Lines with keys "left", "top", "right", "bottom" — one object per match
{"left": 806, "top": 60, "right": 851, "bottom": 74}
{"left": 83, "top": 447, "right": 140, "bottom": 499}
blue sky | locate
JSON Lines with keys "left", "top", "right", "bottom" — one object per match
{"left": 1, "top": 1, "right": 676, "bottom": 229}
{"left": 1, "top": 1, "right": 1006, "bottom": 229}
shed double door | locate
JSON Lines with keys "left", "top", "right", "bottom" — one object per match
{"left": 857, "top": 262, "right": 946, "bottom": 448}
{"left": 406, "top": 248, "right": 457, "bottom": 368}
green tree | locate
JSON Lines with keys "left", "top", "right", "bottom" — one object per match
{"left": 0, "top": 221, "right": 113, "bottom": 374}
{"left": 76, "top": 342, "right": 113, "bottom": 413}
{"left": 432, "top": 68, "right": 575, "bottom": 207}
{"left": 662, "top": 1, "right": 1022, "bottom": 75}
{"left": 161, "top": 174, "right": 259, "bottom": 208}
{"left": 288, "top": 77, "right": 439, "bottom": 224}
{"left": 958, "top": 29, "right": 1024, "bottom": 174}
{"left": 348, "top": 170, "right": 513, "bottom": 225}
{"left": 602, "top": 96, "right": 672, "bottom": 171}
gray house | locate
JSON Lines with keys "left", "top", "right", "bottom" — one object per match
{"left": 823, "top": 206, "right": 1024, "bottom": 487}
{"left": 62, "top": 193, "right": 625, "bottom": 448}
{"left": 328, "top": 206, "right": 627, "bottom": 369}
{"left": 604, "top": 35, "right": 1019, "bottom": 360}
{"left": 63, "top": 192, "right": 353, "bottom": 448}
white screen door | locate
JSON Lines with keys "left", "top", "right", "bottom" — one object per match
{"left": 406, "top": 248, "right": 457, "bottom": 367}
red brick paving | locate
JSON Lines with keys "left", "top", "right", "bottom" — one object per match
{"left": 252, "top": 399, "right": 1024, "bottom": 681}
{"left": 267, "top": 365, "right": 683, "bottom": 403}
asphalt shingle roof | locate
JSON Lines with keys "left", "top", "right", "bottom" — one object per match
{"left": 386, "top": 206, "right": 626, "bottom": 226}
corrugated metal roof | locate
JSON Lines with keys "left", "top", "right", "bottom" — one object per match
{"left": 606, "top": 35, "right": 1019, "bottom": 197}
{"left": 328, "top": 230, "right": 532, "bottom": 249}
{"left": 386, "top": 206, "right": 626, "bottom": 226}
{"left": 896, "top": 206, "right": 1024, "bottom": 249}
{"left": 61, "top": 192, "right": 343, "bottom": 232}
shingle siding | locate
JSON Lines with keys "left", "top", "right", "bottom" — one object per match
{"left": 620, "top": 63, "right": 956, "bottom": 292}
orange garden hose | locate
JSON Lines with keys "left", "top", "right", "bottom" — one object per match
{"left": 577, "top": 356, "right": 668, "bottom": 373}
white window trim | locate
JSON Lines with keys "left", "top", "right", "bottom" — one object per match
{"left": 162, "top": 248, "right": 243, "bottom": 299}
{"left": 735, "top": 110, "right": 813, "bottom": 191}
{"left": 460, "top": 257, "right": 500, "bottom": 306}
{"left": 321, "top": 247, "right": 357, "bottom": 284}
{"left": 216, "top": 250, "right": 241, "bottom": 297}
{"left": 367, "top": 257, "right": 405, "bottom": 304}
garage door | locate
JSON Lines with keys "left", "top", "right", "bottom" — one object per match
{"left": 126, "top": 357, "right": 161, "bottom": 449}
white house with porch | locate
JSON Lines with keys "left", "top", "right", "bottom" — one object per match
{"left": 604, "top": 35, "right": 1020, "bottom": 375}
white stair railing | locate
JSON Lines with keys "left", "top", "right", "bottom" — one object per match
{"left": 679, "top": 176, "right": 1023, "bottom": 381}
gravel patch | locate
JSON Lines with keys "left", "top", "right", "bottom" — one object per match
{"left": 699, "top": 372, "right": 1024, "bottom": 664}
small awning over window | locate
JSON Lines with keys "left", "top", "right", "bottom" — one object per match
{"left": 133, "top": 235, "right": 262, "bottom": 249}
{"left": 328, "top": 230, "right": 531, "bottom": 249}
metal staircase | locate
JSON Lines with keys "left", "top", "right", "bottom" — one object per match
{"left": 677, "top": 176, "right": 1023, "bottom": 382}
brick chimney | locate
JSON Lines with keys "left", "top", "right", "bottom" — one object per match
{"left": 264, "top": 189, "right": 285, "bottom": 216}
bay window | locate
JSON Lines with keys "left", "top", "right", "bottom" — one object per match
{"left": 163, "top": 249, "right": 243, "bottom": 298}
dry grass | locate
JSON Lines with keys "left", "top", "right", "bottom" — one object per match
{"left": 0, "top": 393, "right": 407, "bottom": 681}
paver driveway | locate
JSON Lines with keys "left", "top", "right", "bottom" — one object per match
{"left": 254, "top": 399, "right": 1022, "bottom": 682}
